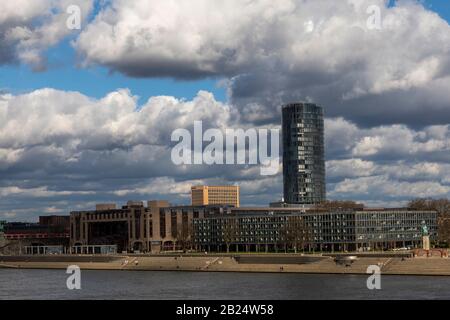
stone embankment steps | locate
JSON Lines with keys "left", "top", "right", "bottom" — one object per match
{"left": 0, "top": 262, "right": 19, "bottom": 268}
{"left": 0, "top": 255, "right": 127, "bottom": 269}
{"left": 2, "top": 255, "right": 450, "bottom": 275}
{"left": 287, "top": 257, "right": 391, "bottom": 274}
{"left": 124, "top": 256, "right": 232, "bottom": 271}
{"left": 201, "top": 256, "right": 392, "bottom": 274}
{"left": 383, "top": 258, "right": 450, "bottom": 276}
{"left": 124, "top": 255, "right": 450, "bottom": 275}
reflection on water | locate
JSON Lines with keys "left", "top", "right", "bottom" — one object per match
{"left": 1, "top": 269, "right": 450, "bottom": 300}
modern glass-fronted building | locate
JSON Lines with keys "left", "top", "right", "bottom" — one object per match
{"left": 354, "top": 209, "right": 437, "bottom": 250}
{"left": 193, "top": 207, "right": 437, "bottom": 252}
{"left": 282, "top": 103, "right": 325, "bottom": 205}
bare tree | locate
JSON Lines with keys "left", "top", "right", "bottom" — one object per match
{"left": 279, "top": 220, "right": 290, "bottom": 253}
{"left": 176, "top": 222, "right": 191, "bottom": 252}
{"left": 222, "top": 218, "right": 238, "bottom": 253}
{"left": 313, "top": 200, "right": 364, "bottom": 211}
{"left": 408, "top": 198, "right": 450, "bottom": 247}
{"left": 280, "top": 216, "right": 312, "bottom": 253}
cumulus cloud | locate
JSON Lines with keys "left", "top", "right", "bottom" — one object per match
{"left": 327, "top": 158, "right": 450, "bottom": 182}
{"left": 0, "top": 0, "right": 93, "bottom": 70}
{"left": 0, "top": 186, "right": 95, "bottom": 198}
{"left": 74, "top": 0, "right": 450, "bottom": 126}
{"left": 351, "top": 124, "right": 450, "bottom": 157}
{"left": 112, "top": 177, "right": 205, "bottom": 197}
{"left": 324, "top": 118, "right": 450, "bottom": 160}
{"left": 0, "top": 88, "right": 230, "bottom": 151}
{"left": 0, "top": 88, "right": 282, "bottom": 218}
{"left": 325, "top": 117, "right": 450, "bottom": 203}
{"left": 2, "top": 0, "right": 450, "bottom": 219}
{"left": 326, "top": 159, "right": 376, "bottom": 179}
{"left": 0, "top": 89, "right": 448, "bottom": 220}
{"left": 330, "top": 175, "right": 449, "bottom": 199}
{"left": 75, "top": 0, "right": 295, "bottom": 78}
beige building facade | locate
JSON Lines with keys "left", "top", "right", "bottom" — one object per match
{"left": 191, "top": 186, "right": 240, "bottom": 207}
{"left": 70, "top": 200, "right": 206, "bottom": 253}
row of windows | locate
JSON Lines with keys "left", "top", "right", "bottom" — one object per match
{"left": 196, "top": 236, "right": 354, "bottom": 244}
{"left": 197, "top": 229, "right": 352, "bottom": 236}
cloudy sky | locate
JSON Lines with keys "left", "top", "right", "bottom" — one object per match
{"left": 0, "top": 0, "right": 449, "bottom": 221}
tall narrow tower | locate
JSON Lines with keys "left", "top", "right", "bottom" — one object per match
{"left": 282, "top": 103, "right": 325, "bottom": 205}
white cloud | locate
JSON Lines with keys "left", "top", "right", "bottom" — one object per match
{"left": 351, "top": 124, "right": 450, "bottom": 157}
{"left": 72, "top": 0, "right": 450, "bottom": 127}
{"left": 0, "top": 89, "right": 449, "bottom": 218}
{"left": 0, "top": 0, "right": 50, "bottom": 25}
{"left": 327, "top": 159, "right": 376, "bottom": 178}
{"left": 2, "top": 1, "right": 450, "bottom": 219}
{"left": 113, "top": 177, "right": 205, "bottom": 197}
{"left": 331, "top": 175, "right": 450, "bottom": 198}
{"left": 76, "top": 0, "right": 450, "bottom": 92}
{"left": 75, "top": 0, "right": 298, "bottom": 77}
{"left": 0, "top": 88, "right": 231, "bottom": 151}
{"left": 0, "top": 0, "right": 93, "bottom": 69}
{"left": 0, "top": 186, "right": 95, "bottom": 198}
{"left": 325, "top": 117, "right": 450, "bottom": 160}
{"left": 380, "top": 162, "right": 446, "bottom": 181}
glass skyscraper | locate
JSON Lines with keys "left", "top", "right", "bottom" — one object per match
{"left": 282, "top": 103, "right": 325, "bottom": 205}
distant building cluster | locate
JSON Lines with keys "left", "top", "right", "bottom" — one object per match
{"left": 2, "top": 216, "right": 69, "bottom": 242}
{"left": 0, "top": 216, "right": 70, "bottom": 254}
{"left": 194, "top": 207, "right": 437, "bottom": 253}
{"left": 68, "top": 200, "right": 436, "bottom": 253}
{"left": 70, "top": 200, "right": 209, "bottom": 253}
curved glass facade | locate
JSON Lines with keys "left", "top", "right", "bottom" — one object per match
{"left": 282, "top": 103, "right": 325, "bottom": 205}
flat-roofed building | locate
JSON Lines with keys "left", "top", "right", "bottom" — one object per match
{"left": 194, "top": 207, "right": 437, "bottom": 252}
{"left": 3, "top": 217, "right": 70, "bottom": 248}
{"left": 39, "top": 215, "right": 70, "bottom": 230}
{"left": 70, "top": 201, "right": 207, "bottom": 253}
{"left": 354, "top": 208, "right": 437, "bottom": 250}
{"left": 191, "top": 185, "right": 240, "bottom": 207}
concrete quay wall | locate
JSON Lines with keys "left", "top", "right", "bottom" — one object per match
{"left": 1, "top": 254, "right": 450, "bottom": 276}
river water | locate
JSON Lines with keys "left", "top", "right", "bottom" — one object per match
{"left": 1, "top": 269, "right": 450, "bottom": 300}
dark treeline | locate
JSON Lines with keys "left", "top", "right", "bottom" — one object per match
{"left": 312, "top": 200, "right": 365, "bottom": 211}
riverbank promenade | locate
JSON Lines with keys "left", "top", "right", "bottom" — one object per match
{"left": 1, "top": 253, "right": 450, "bottom": 276}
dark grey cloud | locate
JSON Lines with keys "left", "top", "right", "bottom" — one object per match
{"left": 0, "top": 0, "right": 93, "bottom": 69}
{"left": 75, "top": 0, "right": 450, "bottom": 128}
{"left": 0, "top": 89, "right": 449, "bottom": 221}
{"left": 2, "top": 0, "right": 450, "bottom": 220}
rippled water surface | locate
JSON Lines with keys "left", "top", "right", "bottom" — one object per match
{"left": 1, "top": 269, "right": 450, "bottom": 300}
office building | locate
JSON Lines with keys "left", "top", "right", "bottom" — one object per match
{"left": 282, "top": 103, "right": 325, "bottom": 205}
{"left": 70, "top": 200, "right": 208, "bottom": 253}
{"left": 3, "top": 216, "right": 69, "bottom": 241}
{"left": 191, "top": 185, "right": 240, "bottom": 207}
{"left": 39, "top": 215, "right": 70, "bottom": 230}
{"left": 193, "top": 207, "right": 437, "bottom": 252}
